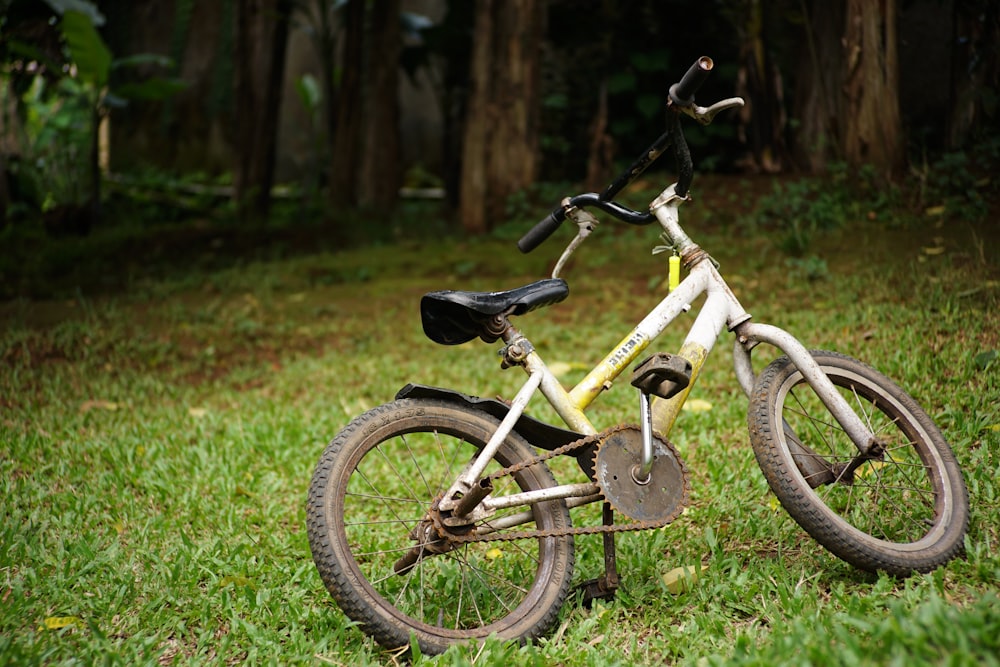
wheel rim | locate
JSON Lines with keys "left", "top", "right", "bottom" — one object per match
{"left": 775, "top": 365, "right": 954, "bottom": 550}
{"left": 334, "top": 424, "right": 562, "bottom": 638}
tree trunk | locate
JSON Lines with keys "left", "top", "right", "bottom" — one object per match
{"left": 947, "top": 1, "right": 1000, "bottom": 149}
{"left": 733, "top": 0, "right": 788, "bottom": 173}
{"left": 328, "top": 0, "right": 364, "bottom": 207}
{"left": 357, "top": 0, "right": 402, "bottom": 212}
{"left": 233, "top": 0, "right": 293, "bottom": 222}
{"left": 792, "top": 0, "right": 846, "bottom": 173}
{"left": 458, "top": 0, "right": 544, "bottom": 235}
{"left": 842, "top": 0, "right": 905, "bottom": 182}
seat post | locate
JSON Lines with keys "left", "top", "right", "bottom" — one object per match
{"left": 499, "top": 323, "right": 531, "bottom": 369}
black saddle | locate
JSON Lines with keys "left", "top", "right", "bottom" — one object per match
{"left": 421, "top": 278, "right": 569, "bottom": 345}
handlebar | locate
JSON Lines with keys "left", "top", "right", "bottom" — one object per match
{"left": 669, "top": 56, "right": 713, "bottom": 107}
{"left": 519, "top": 56, "right": 739, "bottom": 254}
{"left": 516, "top": 194, "right": 656, "bottom": 253}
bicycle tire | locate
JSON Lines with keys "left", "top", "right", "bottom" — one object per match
{"left": 307, "top": 398, "right": 575, "bottom": 655}
{"left": 748, "top": 350, "right": 968, "bottom": 575}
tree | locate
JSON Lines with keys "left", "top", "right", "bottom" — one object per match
{"left": 947, "top": 0, "right": 1000, "bottom": 148}
{"left": 233, "top": 0, "right": 294, "bottom": 223}
{"left": 841, "top": 0, "right": 904, "bottom": 181}
{"left": 458, "top": 0, "right": 544, "bottom": 235}
{"left": 729, "top": 0, "right": 790, "bottom": 173}
{"left": 791, "top": 0, "right": 846, "bottom": 173}
{"left": 328, "top": 0, "right": 363, "bottom": 207}
{"left": 357, "top": 0, "right": 401, "bottom": 212}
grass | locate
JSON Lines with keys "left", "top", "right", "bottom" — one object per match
{"left": 2, "top": 178, "right": 999, "bottom": 666}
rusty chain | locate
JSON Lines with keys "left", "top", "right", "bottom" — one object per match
{"left": 430, "top": 424, "right": 688, "bottom": 544}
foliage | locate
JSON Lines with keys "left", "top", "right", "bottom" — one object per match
{"left": 747, "top": 162, "right": 902, "bottom": 258}
{"left": 1, "top": 0, "right": 184, "bottom": 226}
{"left": 1, "top": 190, "right": 998, "bottom": 664}
{"left": 911, "top": 130, "right": 1000, "bottom": 226}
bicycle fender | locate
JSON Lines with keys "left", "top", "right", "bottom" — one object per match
{"left": 395, "top": 383, "right": 584, "bottom": 454}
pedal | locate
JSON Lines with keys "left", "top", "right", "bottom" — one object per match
{"left": 630, "top": 353, "right": 692, "bottom": 400}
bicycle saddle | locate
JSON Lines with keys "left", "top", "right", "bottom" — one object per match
{"left": 421, "top": 278, "right": 569, "bottom": 345}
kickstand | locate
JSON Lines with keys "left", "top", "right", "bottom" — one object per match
{"left": 577, "top": 502, "right": 620, "bottom": 607}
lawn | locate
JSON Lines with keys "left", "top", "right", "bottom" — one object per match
{"left": 2, "top": 179, "right": 999, "bottom": 666}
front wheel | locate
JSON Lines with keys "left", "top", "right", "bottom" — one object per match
{"left": 307, "top": 398, "right": 575, "bottom": 655}
{"left": 748, "top": 351, "right": 969, "bottom": 576}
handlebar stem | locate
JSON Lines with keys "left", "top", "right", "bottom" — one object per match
{"left": 650, "top": 185, "right": 696, "bottom": 256}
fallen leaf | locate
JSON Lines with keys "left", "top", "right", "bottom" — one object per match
{"left": 235, "top": 485, "right": 255, "bottom": 498}
{"left": 219, "top": 575, "right": 253, "bottom": 588}
{"left": 924, "top": 205, "right": 946, "bottom": 217}
{"left": 188, "top": 407, "right": 208, "bottom": 418}
{"left": 922, "top": 246, "right": 946, "bottom": 256}
{"left": 79, "top": 400, "right": 118, "bottom": 413}
{"left": 42, "top": 616, "right": 80, "bottom": 630}
{"left": 547, "top": 361, "right": 590, "bottom": 378}
{"left": 682, "top": 398, "right": 713, "bottom": 412}
{"left": 662, "top": 565, "right": 708, "bottom": 594}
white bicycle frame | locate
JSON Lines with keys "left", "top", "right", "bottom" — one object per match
{"left": 437, "top": 184, "right": 880, "bottom": 521}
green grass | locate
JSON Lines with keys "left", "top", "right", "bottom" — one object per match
{"left": 2, "top": 183, "right": 999, "bottom": 666}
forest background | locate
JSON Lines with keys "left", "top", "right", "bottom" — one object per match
{"left": 1, "top": 0, "right": 997, "bottom": 272}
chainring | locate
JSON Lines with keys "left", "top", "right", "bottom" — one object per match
{"left": 594, "top": 425, "right": 689, "bottom": 522}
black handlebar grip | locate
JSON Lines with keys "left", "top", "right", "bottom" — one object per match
{"left": 669, "top": 56, "right": 713, "bottom": 107}
{"left": 517, "top": 209, "right": 565, "bottom": 253}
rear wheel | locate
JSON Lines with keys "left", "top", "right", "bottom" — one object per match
{"left": 748, "top": 351, "right": 968, "bottom": 575}
{"left": 307, "top": 399, "right": 575, "bottom": 654}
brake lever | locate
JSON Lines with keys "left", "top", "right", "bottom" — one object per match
{"left": 677, "top": 96, "right": 745, "bottom": 125}
{"left": 552, "top": 202, "right": 600, "bottom": 279}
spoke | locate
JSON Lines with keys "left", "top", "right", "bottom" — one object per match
{"left": 344, "top": 491, "right": 425, "bottom": 505}
{"left": 373, "top": 440, "right": 422, "bottom": 504}
{"left": 401, "top": 431, "right": 437, "bottom": 499}
{"left": 447, "top": 551, "right": 518, "bottom": 627}
{"left": 344, "top": 517, "right": 428, "bottom": 527}
{"left": 786, "top": 386, "right": 840, "bottom": 460}
{"left": 456, "top": 547, "right": 468, "bottom": 628}
{"left": 351, "top": 466, "right": 415, "bottom": 531}
{"left": 447, "top": 550, "right": 531, "bottom": 597}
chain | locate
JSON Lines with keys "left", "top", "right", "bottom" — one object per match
{"left": 432, "top": 425, "right": 686, "bottom": 544}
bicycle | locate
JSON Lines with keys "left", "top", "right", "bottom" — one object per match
{"left": 306, "top": 57, "right": 970, "bottom": 655}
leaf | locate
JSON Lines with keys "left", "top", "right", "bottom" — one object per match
{"left": 682, "top": 398, "right": 713, "bottom": 412}
{"left": 607, "top": 71, "right": 637, "bottom": 95}
{"left": 547, "top": 361, "right": 589, "bottom": 378}
{"left": 80, "top": 399, "right": 118, "bottom": 413}
{"left": 60, "top": 10, "right": 112, "bottom": 88}
{"left": 662, "top": 565, "right": 708, "bottom": 594}
{"left": 219, "top": 575, "right": 253, "bottom": 588}
{"left": 111, "top": 53, "right": 173, "bottom": 69}
{"left": 234, "top": 485, "right": 255, "bottom": 498}
{"left": 188, "top": 407, "right": 208, "bottom": 418}
{"left": 42, "top": 616, "right": 81, "bottom": 630}
{"left": 636, "top": 93, "right": 663, "bottom": 120}
{"left": 924, "top": 205, "right": 946, "bottom": 217}
{"left": 922, "top": 246, "right": 946, "bottom": 256}
{"left": 974, "top": 350, "right": 998, "bottom": 371}
{"left": 294, "top": 74, "right": 322, "bottom": 111}
{"left": 42, "top": 0, "right": 105, "bottom": 25}
{"left": 113, "top": 78, "right": 188, "bottom": 102}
